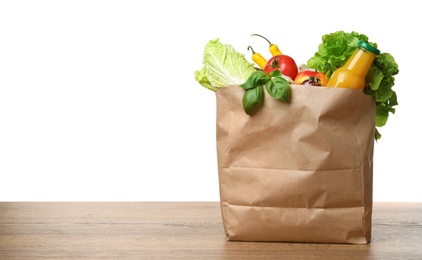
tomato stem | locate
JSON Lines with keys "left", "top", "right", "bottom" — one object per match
{"left": 271, "top": 57, "right": 279, "bottom": 68}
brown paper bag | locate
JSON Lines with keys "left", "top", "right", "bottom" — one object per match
{"left": 216, "top": 84, "right": 376, "bottom": 244}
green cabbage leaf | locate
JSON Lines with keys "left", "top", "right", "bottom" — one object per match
{"left": 194, "top": 39, "right": 256, "bottom": 92}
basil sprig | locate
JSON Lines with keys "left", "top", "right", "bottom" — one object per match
{"left": 239, "top": 70, "right": 291, "bottom": 115}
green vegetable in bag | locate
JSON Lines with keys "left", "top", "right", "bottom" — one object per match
{"left": 194, "top": 39, "right": 256, "bottom": 92}
{"left": 240, "top": 70, "right": 291, "bottom": 115}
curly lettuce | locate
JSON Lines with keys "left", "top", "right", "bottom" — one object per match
{"left": 364, "top": 53, "right": 399, "bottom": 140}
{"left": 307, "top": 31, "right": 399, "bottom": 140}
{"left": 194, "top": 39, "right": 256, "bottom": 92}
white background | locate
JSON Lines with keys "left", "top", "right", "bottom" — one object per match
{"left": 1, "top": 0, "right": 420, "bottom": 201}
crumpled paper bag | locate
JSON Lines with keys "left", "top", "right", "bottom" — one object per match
{"left": 216, "top": 84, "right": 376, "bottom": 244}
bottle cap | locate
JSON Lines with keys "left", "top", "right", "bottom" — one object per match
{"left": 358, "top": 40, "right": 380, "bottom": 55}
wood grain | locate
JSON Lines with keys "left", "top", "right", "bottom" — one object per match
{"left": 0, "top": 202, "right": 421, "bottom": 259}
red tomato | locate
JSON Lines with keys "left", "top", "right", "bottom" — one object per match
{"left": 264, "top": 55, "right": 298, "bottom": 80}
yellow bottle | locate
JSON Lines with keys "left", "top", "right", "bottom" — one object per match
{"left": 326, "top": 40, "right": 380, "bottom": 90}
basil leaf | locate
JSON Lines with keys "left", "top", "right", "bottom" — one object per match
{"left": 240, "top": 70, "right": 267, "bottom": 90}
{"left": 242, "top": 86, "right": 264, "bottom": 115}
{"left": 268, "top": 69, "right": 282, "bottom": 78}
{"left": 266, "top": 77, "right": 291, "bottom": 102}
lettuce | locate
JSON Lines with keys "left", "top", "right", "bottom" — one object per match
{"left": 307, "top": 31, "right": 372, "bottom": 78}
{"left": 194, "top": 39, "right": 256, "bottom": 92}
{"left": 364, "top": 53, "right": 399, "bottom": 140}
{"left": 307, "top": 31, "right": 399, "bottom": 140}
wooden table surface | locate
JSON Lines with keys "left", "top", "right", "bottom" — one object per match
{"left": 0, "top": 202, "right": 421, "bottom": 259}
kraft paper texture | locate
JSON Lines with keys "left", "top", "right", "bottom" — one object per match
{"left": 216, "top": 84, "right": 376, "bottom": 244}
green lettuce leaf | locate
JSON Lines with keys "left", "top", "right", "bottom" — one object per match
{"left": 366, "top": 53, "right": 399, "bottom": 139}
{"left": 307, "top": 31, "right": 372, "bottom": 78}
{"left": 194, "top": 39, "right": 256, "bottom": 92}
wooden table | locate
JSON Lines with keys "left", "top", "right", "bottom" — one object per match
{"left": 0, "top": 202, "right": 421, "bottom": 259}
